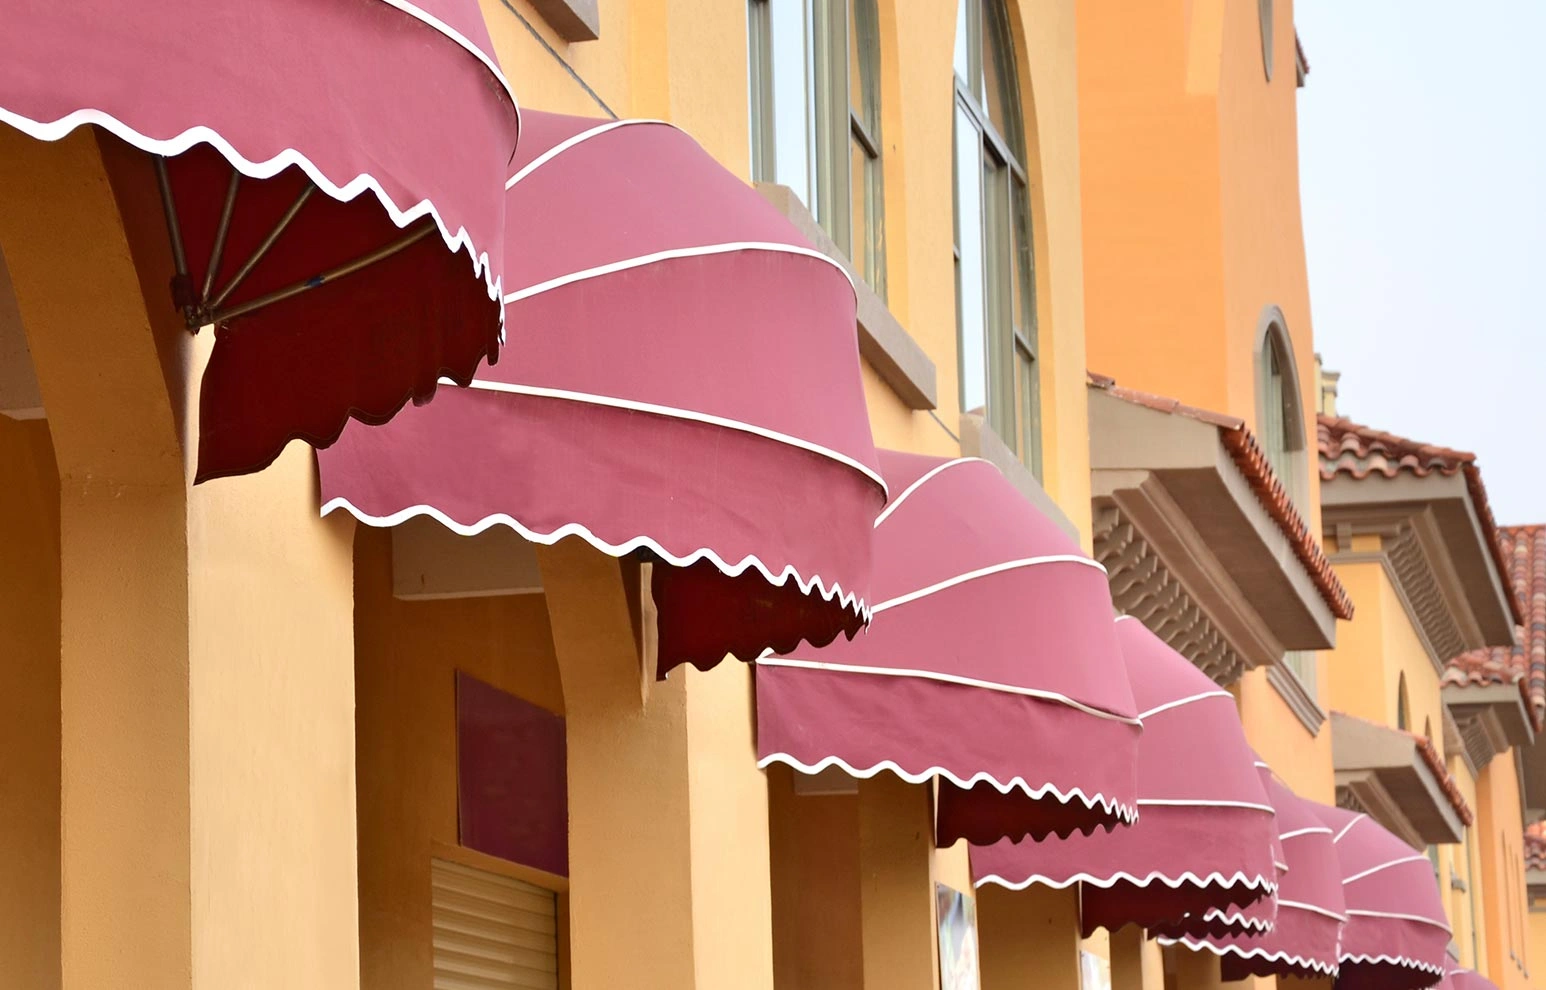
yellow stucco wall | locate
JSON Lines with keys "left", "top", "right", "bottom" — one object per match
{"left": 1324, "top": 559, "right": 1445, "bottom": 741}
{"left": 1478, "top": 749, "right": 1533, "bottom": 990}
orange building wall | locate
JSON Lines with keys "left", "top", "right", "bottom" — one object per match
{"left": 352, "top": 528, "right": 570, "bottom": 990}
{"left": 1477, "top": 749, "right": 1532, "bottom": 990}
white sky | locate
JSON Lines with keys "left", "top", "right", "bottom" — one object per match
{"left": 1296, "top": 0, "right": 1546, "bottom": 525}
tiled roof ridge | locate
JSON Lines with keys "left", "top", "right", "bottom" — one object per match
{"left": 1450, "top": 524, "right": 1546, "bottom": 730}
{"left": 1318, "top": 414, "right": 1524, "bottom": 628}
{"left": 1087, "top": 373, "right": 1353, "bottom": 620}
{"left": 1333, "top": 710, "right": 1475, "bottom": 827}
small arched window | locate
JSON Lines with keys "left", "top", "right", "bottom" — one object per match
{"left": 1397, "top": 672, "right": 1410, "bottom": 731}
{"left": 953, "top": 0, "right": 1040, "bottom": 475}
{"left": 1257, "top": 313, "right": 1306, "bottom": 506}
{"left": 1258, "top": 0, "right": 1274, "bottom": 80}
{"left": 747, "top": 0, "right": 886, "bottom": 294}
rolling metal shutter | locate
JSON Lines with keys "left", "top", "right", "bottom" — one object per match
{"left": 431, "top": 858, "right": 560, "bottom": 990}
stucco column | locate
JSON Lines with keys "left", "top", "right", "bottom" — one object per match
{"left": 857, "top": 774, "right": 938, "bottom": 990}
{"left": 977, "top": 883, "right": 1082, "bottom": 990}
{"left": 0, "top": 126, "right": 360, "bottom": 989}
{"left": 1172, "top": 943, "right": 1227, "bottom": 989}
{"left": 538, "top": 540, "right": 774, "bottom": 990}
{"left": 1110, "top": 925, "right": 1167, "bottom": 990}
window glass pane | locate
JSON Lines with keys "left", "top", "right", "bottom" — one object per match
{"left": 851, "top": 134, "right": 870, "bottom": 285}
{"left": 954, "top": 104, "right": 987, "bottom": 416}
{"left": 981, "top": 0, "right": 1020, "bottom": 150}
{"left": 953, "top": 0, "right": 972, "bottom": 87}
{"left": 1010, "top": 176, "right": 1035, "bottom": 353}
{"left": 748, "top": 0, "right": 772, "bottom": 181}
{"left": 768, "top": 0, "right": 815, "bottom": 208}
{"left": 850, "top": 1, "right": 864, "bottom": 116}
{"left": 1015, "top": 345, "right": 1037, "bottom": 466}
{"left": 984, "top": 154, "right": 1016, "bottom": 446}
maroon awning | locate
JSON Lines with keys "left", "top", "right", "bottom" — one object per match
{"left": 1448, "top": 968, "right": 1499, "bottom": 990}
{"left": 1161, "top": 777, "right": 1347, "bottom": 980}
{"left": 1314, "top": 803, "right": 1451, "bottom": 990}
{"left": 755, "top": 452, "right": 1141, "bottom": 845}
{"left": 1, "top": 0, "right": 518, "bottom": 482}
{"left": 320, "top": 112, "right": 885, "bottom": 673}
{"left": 971, "top": 617, "right": 1277, "bottom": 936}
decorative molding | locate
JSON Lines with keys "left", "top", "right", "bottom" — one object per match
{"left": 1093, "top": 504, "right": 1248, "bottom": 685}
{"left": 1328, "top": 518, "right": 1463, "bottom": 676}
{"left": 1267, "top": 663, "right": 1327, "bottom": 736}
{"left": 755, "top": 182, "right": 937, "bottom": 410}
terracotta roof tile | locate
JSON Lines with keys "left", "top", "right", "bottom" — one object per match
{"left": 1335, "top": 710, "right": 1474, "bottom": 827}
{"left": 1527, "top": 821, "right": 1546, "bottom": 872}
{"left": 1449, "top": 525, "right": 1546, "bottom": 729}
{"left": 1088, "top": 374, "right": 1353, "bottom": 620}
{"left": 1317, "top": 415, "right": 1524, "bottom": 627}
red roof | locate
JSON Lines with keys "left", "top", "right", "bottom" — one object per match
{"left": 1334, "top": 710, "right": 1474, "bottom": 827}
{"left": 1318, "top": 415, "right": 1524, "bottom": 627}
{"left": 1447, "top": 525, "right": 1546, "bottom": 729}
{"left": 1088, "top": 374, "right": 1353, "bottom": 620}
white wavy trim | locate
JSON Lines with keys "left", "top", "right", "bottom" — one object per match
{"left": 1343, "top": 854, "right": 1432, "bottom": 885}
{"left": 873, "top": 457, "right": 990, "bottom": 528}
{"left": 976, "top": 868, "right": 1277, "bottom": 895}
{"left": 321, "top": 497, "right": 869, "bottom": 619}
{"left": 1199, "top": 906, "right": 1275, "bottom": 933}
{"left": 756, "top": 752, "right": 1140, "bottom": 821}
{"left": 1137, "top": 799, "right": 1276, "bottom": 813}
{"left": 502, "top": 240, "right": 856, "bottom": 304}
{"left": 449, "top": 377, "right": 888, "bottom": 494}
{"left": 0, "top": 103, "right": 506, "bottom": 322}
{"left": 755, "top": 656, "right": 1143, "bottom": 723}
{"left": 506, "top": 118, "right": 665, "bottom": 188}
{"left": 1138, "top": 689, "right": 1235, "bottom": 720}
{"left": 1333, "top": 813, "right": 1368, "bottom": 843}
{"left": 1279, "top": 825, "right": 1333, "bottom": 841}
{"left": 1162, "top": 935, "right": 1339, "bottom": 976}
{"left": 1340, "top": 952, "right": 1446, "bottom": 976}
{"left": 1345, "top": 908, "right": 1451, "bottom": 932}
{"left": 873, "top": 556, "right": 1108, "bottom": 614}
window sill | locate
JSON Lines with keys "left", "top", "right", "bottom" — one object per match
{"left": 754, "top": 182, "right": 937, "bottom": 411}
{"left": 1266, "top": 663, "right": 1326, "bottom": 737}
{"left": 958, "top": 413, "right": 1079, "bottom": 544}
{"left": 524, "top": 0, "right": 600, "bottom": 42}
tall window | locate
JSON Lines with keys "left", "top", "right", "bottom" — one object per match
{"left": 953, "top": 0, "right": 1039, "bottom": 475}
{"left": 1257, "top": 321, "right": 1304, "bottom": 503}
{"left": 748, "top": 0, "right": 885, "bottom": 295}
{"left": 1397, "top": 673, "right": 1410, "bottom": 731}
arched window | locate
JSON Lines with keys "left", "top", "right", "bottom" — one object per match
{"left": 1258, "top": 0, "right": 1274, "bottom": 80}
{"left": 1256, "top": 313, "right": 1305, "bottom": 505}
{"left": 1397, "top": 672, "right": 1410, "bottom": 731}
{"left": 953, "top": 0, "right": 1039, "bottom": 475}
{"left": 748, "top": 0, "right": 886, "bottom": 294}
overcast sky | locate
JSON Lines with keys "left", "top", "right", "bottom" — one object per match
{"left": 1296, "top": 0, "right": 1546, "bottom": 525}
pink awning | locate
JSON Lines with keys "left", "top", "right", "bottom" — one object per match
{"left": 1448, "top": 969, "right": 1499, "bottom": 990}
{"left": 1162, "top": 777, "right": 1347, "bottom": 980}
{"left": 320, "top": 112, "right": 885, "bottom": 673}
{"left": 1, "top": 0, "right": 518, "bottom": 483}
{"left": 971, "top": 617, "right": 1277, "bottom": 935}
{"left": 1314, "top": 804, "right": 1451, "bottom": 990}
{"left": 755, "top": 452, "right": 1141, "bottom": 845}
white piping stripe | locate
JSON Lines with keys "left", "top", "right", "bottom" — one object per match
{"left": 1342, "top": 854, "right": 1431, "bottom": 885}
{"left": 319, "top": 497, "right": 869, "bottom": 617}
{"left": 1136, "top": 799, "right": 1276, "bottom": 813}
{"left": 1345, "top": 908, "right": 1451, "bottom": 931}
{"left": 503, "top": 240, "right": 856, "bottom": 303}
{"left": 1276, "top": 899, "right": 1349, "bottom": 923}
{"left": 1279, "top": 826, "right": 1333, "bottom": 841}
{"left": 0, "top": 109, "right": 505, "bottom": 314}
{"left": 1138, "top": 690, "right": 1235, "bottom": 720}
{"left": 872, "top": 457, "right": 989, "bottom": 528}
{"left": 754, "top": 656, "right": 1142, "bottom": 724}
{"left": 755, "top": 753, "right": 1141, "bottom": 816}
{"left": 506, "top": 118, "right": 667, "bottom": 188}
{"left": 1333, "top": 813, "right": 1367, "bottom": 843}
{"left": 975, "top": 870, "right": 1276, "bottom": 894}
{"left": 377, "top": 0, "right": 519, "bottom": 114}
{"left": 872, "top": 556, "right": 1109, "bottom": 614}
{"left": 450, "top": 377, "right": 888, "bottom": 493}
